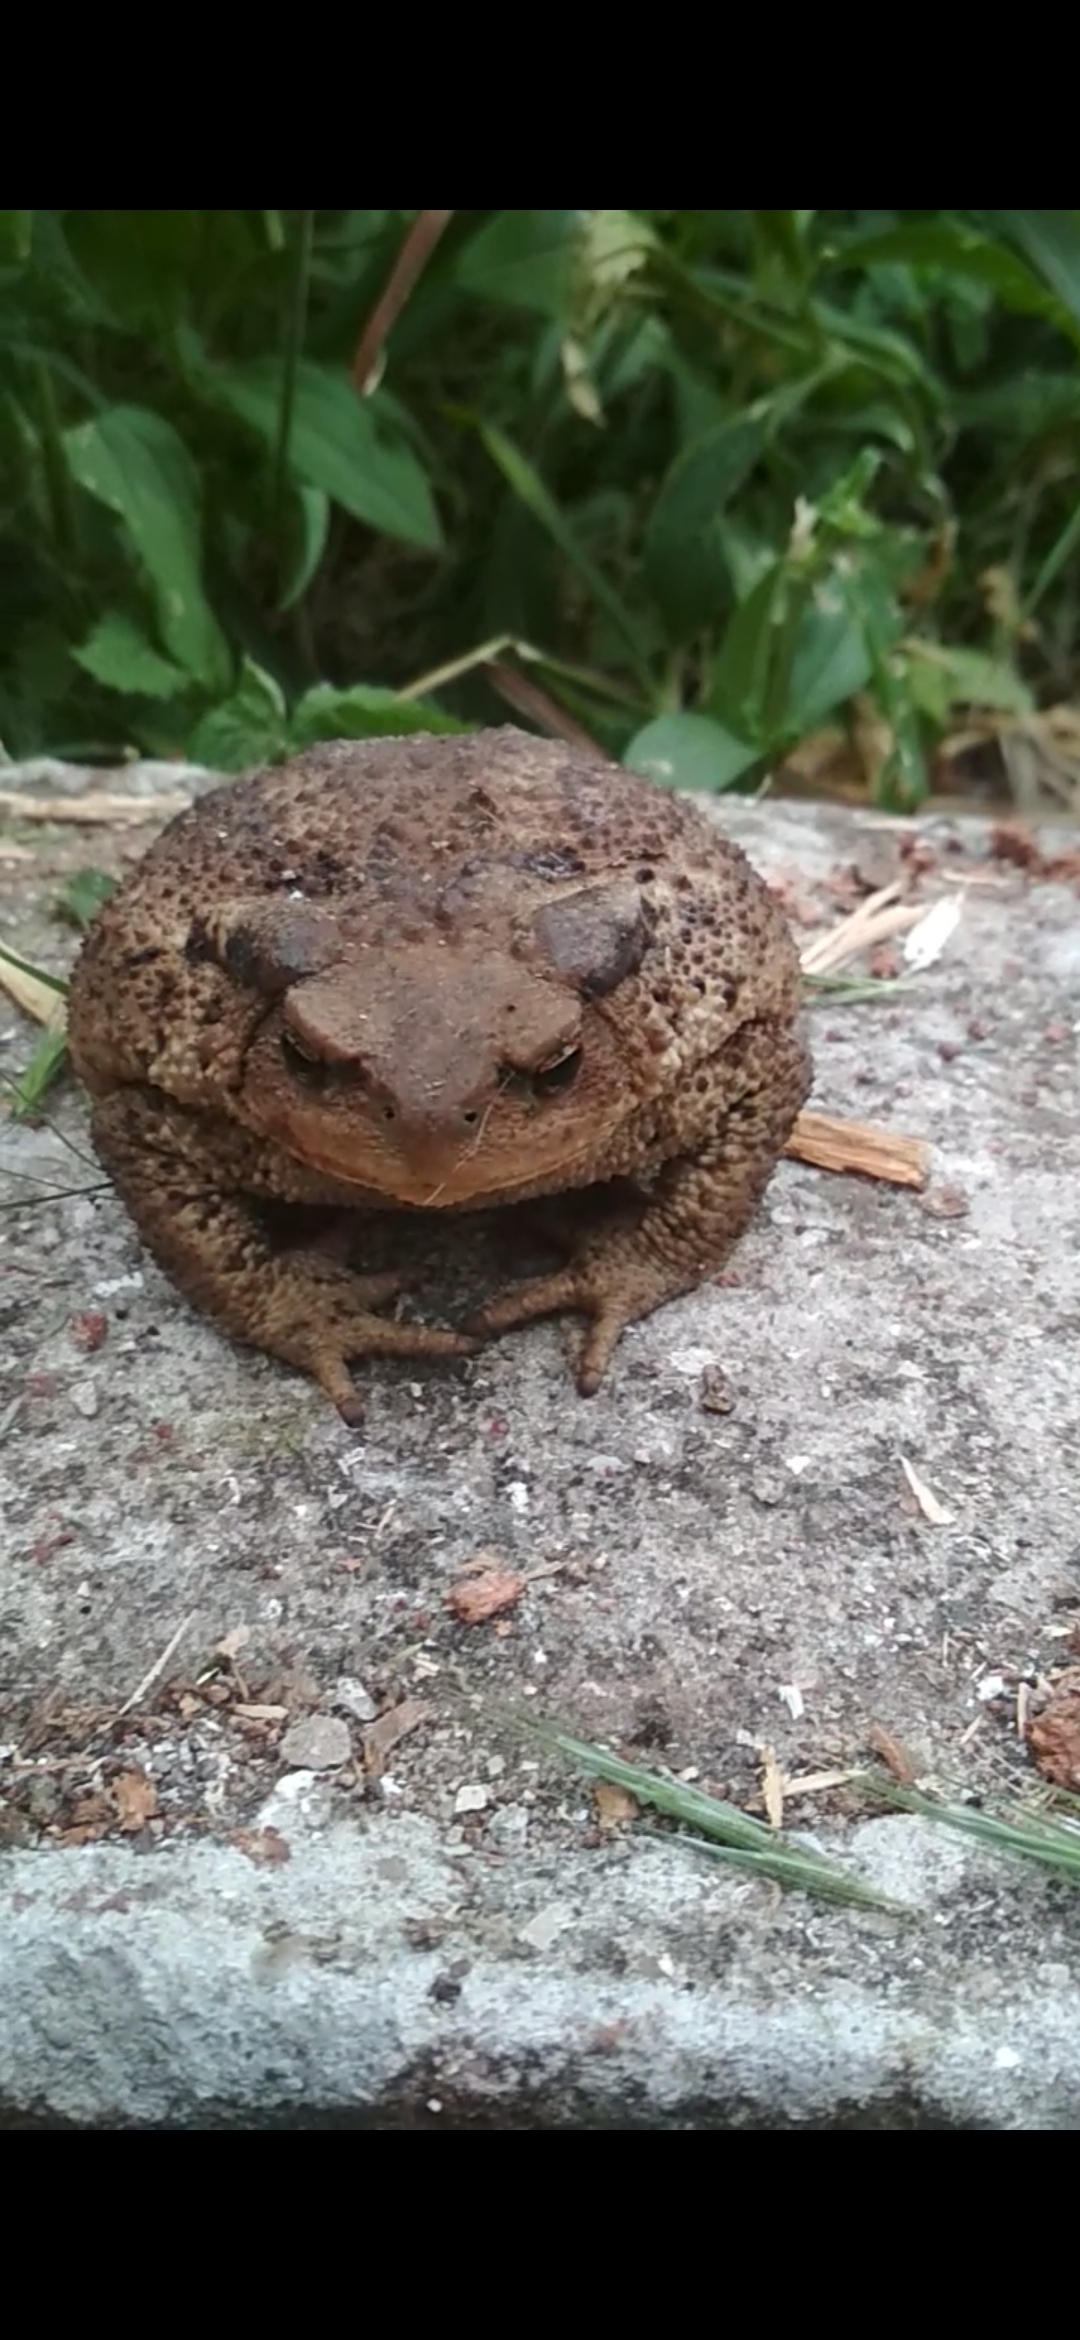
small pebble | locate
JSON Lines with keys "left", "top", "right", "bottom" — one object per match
{"left": 279, "top": 1715, "right": 352, "bottom": 1771}
{"left": 486, "top": 1802, "right": 529, "bottom": 1851}
{"left": 518, "top": 1902, "right": 573, "bottom": 1952}
{"left": 331, "top": 1676, "right": 378, "bottom": 1723}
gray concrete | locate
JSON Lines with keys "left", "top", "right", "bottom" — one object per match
{"left": 2, "top": 761, "right": 1080, "bottom": 2128}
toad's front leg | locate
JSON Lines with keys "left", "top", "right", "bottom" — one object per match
{"left": 90, "top": 1087, "right": 477, "bottom": 1421}
{"left": 467, "top": 1020, "right": 810, "bottom": 1392}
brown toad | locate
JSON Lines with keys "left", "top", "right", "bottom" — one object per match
{"left": 67, "top": 728, "right": 811, "bottom": 1419}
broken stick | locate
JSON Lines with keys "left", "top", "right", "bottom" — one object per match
{"left": 785, "top": 1110, "right": 928, "bottom": 1189}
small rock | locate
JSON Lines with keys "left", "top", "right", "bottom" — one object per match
{"left": 518, "top": 1902, "right": 573, "bottom": 1952}
{"left": 699, "top": 1364, "right": 736, "bottom": 1414}
{"left": 919, "top": 1182, "right": 970, "bottom": 1221}
{"left": 976, "top": 1674, "right": 1007, "bottom": 1703}
{"left": 70, "top": 1381, "right": 99, "bottom": 1419}
{"left": 279, "top": 1715, "right": 352, "bottom": 1771}
{"left": 454, "top": 1782, "right": 489, "bottom": 1815}
{"left": 486, "top": 1802, "right": 530, "bottom": 1851}
{"left": 255, "top": 1770, "right": 334, "bottom": 1834}
{"left": 331, "top": 1676, "right": 378, "bottom": 1723}
{"left": 26, "top": 1774, "right": 61, "bottom": 1825}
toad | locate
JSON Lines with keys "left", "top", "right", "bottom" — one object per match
{"left": 67, "top": 728, "right": 811, "bottom": 1420}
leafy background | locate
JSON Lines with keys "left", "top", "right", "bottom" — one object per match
{"left": 3, "top": 208, "right": 1079, "bottom": 805}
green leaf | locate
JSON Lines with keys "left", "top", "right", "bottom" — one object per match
{"left": 18, "top": 210, "right": 119, "bottom": 328}
{"left": 1022, "top": 493, "right": 1080, "bottom": 621}
{"left": 624, "top": 710, "right": 760, "bottom": 794}
{"left": 289, "top": 682, "right": 467, "bottom": 747}
{"left": 952, "top": 372, "right": 1080, "bottom": 436}
{"left": 785, "top": 588, "right": 874, "bottom": 733}
{"left": 905, "top": 641, "right": 1034, "bottom": 720}
{"left": 62, "top": 405, "right": 230, "bottom": 687}
{"left": 827, "top": 220, "right": 1064, "bottom": 317}
{"left": 208, "top": 359, "right": 441, "bottom": 549}
{"left": 277, "top": 485, "right": 329, "bottom": 611}
{"left": 55, "top": 868, "right": 118, "bottom": 930}
{"left": 863, "top": 637, "right": 928, "bottom": 810}
{"left": 63, "top": 209, "right": 202, "bottom": 320}
{"left": 456, "top": 210, "right": 582, "bottom": 314}
{"left": 814, "top": 445, "right": 885, "bottom": 533}
{"left": 707, "top": 560, "right": 786, "bottom": 741}
{"left": 810, "top": 298, "right": 943, "bottom": 395}
{"left": 187, "top": 659, "right": 288, "bottom": 774}
{"left": 643, "top": 415, "right": 765, "bottom": 643}
{"left": 984, "top": 209, "right": 1080, "bottom": 334}
{"left": 72, "top": 611, "right": 191, "bottom": 700}
{"left": 0, "top": 209, "right": 32, "bottom": 264}
{"left": 477, "top": 419, "right": 651, "bottom": 685}
{"left": 752, "top": 208, "right": 814, "bottom": 288}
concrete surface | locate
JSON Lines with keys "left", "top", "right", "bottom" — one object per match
{"left": 2, "top": 759, "right": 1080, "bottom": 2128}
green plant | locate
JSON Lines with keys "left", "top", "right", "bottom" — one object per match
{"left": 2, "top": 210, "right": 1079, "bottom": 803}
{"left": 510, "top": 1716, "right": 908, "bottom": 1911}
{"left": 865, "top": 1772, "right": 1080, "bottom": 1886}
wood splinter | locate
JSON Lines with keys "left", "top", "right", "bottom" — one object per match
{"left": 785, "top": 1109, "right": 928, "bottom": 1189}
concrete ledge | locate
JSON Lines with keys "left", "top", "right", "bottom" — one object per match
{"left": 5, "top": 1811, "right": 1078, "bottom": 2129}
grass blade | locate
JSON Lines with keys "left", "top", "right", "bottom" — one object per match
{"left": 515, "top": 1716, "right": 907, "bottom": 1912}
{"left": 862, "top": 1775, "right": 1080, "bottom": 1884}
{"left": 476, "top": 419, "right": 653, "bottom": 690}
{"left": 10, "top": 1026, "right": 68, "bottom": 1118}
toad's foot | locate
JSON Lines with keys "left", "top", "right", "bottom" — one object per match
{"left": 466, "top": 1239, "right": 685, "bottom": 1393}
{"left": 468, "top": 1019, "right": 810, "bottom": 1392}
{"left": 258, "top": 1252, "right": 479, "bottom": 1424}
{"left": 89, "top": 1088, "right": 477, "bottom": 1423}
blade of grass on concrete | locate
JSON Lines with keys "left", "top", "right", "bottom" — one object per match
{"left": 519, "top": 1717, "right": 906, "bottom": 1912}
{"left": 803, "top": 973, "right": 923, "bottom": 1003}
{"left": 0, "top": 940, "right": 68, "bottom": 1002}
{"left": 10, "top": 1025, "right": 69, "bottom": 1118}
{"left": 3, "top": 870, "right": 114, "bottom": 1119}
{"left": 0, "top": 940, "right": 70, "bottom": 1119}
{"left": 643, "top": 1831, "right": 908, "bottom": 1912}
{"left": 863, "top": 1774, "right": 1080, "bottom": 1883}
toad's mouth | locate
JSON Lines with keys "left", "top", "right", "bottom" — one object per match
{"left": 238, "top": 1070, "right": 622, "bottom": 1208}
{"left": 278, "top": 1122, "right": 611, "bottom": 1212}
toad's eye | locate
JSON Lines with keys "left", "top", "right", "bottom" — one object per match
{"left": 499, "top": 1044, "right": 583, "bottom": 1100}
{"left": 530, "top": 1045, "right": 583, "bottom": 1096}
{"left": 280, "top": 1031, "right": 329, "bottom": 1090}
